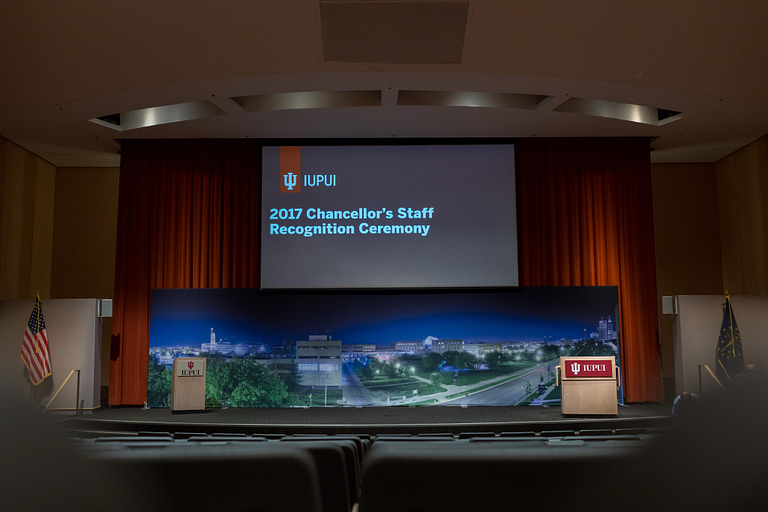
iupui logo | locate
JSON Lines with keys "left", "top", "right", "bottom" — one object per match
{"left": 283, "top": 172, "right": 298, "bottom": 191}
{"left": 570, "top": 362, "right": 580, "bottom": 375}
{"left": 280, "top": 146, "right": 301, "bottom": 193}
{"left": 178, "top": 359, "right": 203, "bottom": 377}
{"left": 564, "top": 358, "right": 613, "bottom": 378}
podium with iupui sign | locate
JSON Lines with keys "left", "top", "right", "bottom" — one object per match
{"left": 171, "top": 358, "right": 206, "bottom": 412}
{"left": 556, "top": 356, "right": 619, "bottom": 415}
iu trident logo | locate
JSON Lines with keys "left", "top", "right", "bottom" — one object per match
{"left": 570, "top": 362, "right": 580, "bottom": 375}
{"left": 188, "top": 361, "right": 195, "bottom": 370}
{"left": 280, "top": 146, "right": 301, "bottom": 193}
{"left": 283, "top": 172, "right": 297, "bottom": 190}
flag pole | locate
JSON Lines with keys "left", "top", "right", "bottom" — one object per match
{"left": 34, "top": 291, "right": 41, "bottom": 353}
{"left": 726, "top": 290, "right": 736, "bottom": 356}
{"left": 719, "top": 290, "right": 733, "bottom": 382}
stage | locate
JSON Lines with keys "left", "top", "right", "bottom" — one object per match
{"left": 58, "top": 403, "right": 671, "bottom": 436}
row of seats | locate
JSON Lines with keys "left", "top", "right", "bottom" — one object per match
{"left": 123, "top": 426, "right": 656, "bottom": 439}
{"left": 82, "top": 434, "right": 370, "bottom": 512}
{"left": 75, "top": 432, "right": 653, "bottom": 512}
{"left": 5, "top": 378, "right": 766, "bottom": 512}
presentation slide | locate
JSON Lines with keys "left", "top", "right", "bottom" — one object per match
{"left": 261, "top": 144, "right": 518, "bottom": 288}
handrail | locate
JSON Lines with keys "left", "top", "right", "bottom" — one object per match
{"left": 698, "top": 364, "right": 724, "bottom": 397}
{"left": 43, "top": 369, "right": 81, "bottom": 413}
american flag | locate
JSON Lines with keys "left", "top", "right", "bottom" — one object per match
{"left": 21, "top": 296, "right": 52, "bottom": 385}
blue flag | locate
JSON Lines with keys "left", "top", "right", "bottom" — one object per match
{"left": 715, "top": 294, "right": 745, "bottom": 383}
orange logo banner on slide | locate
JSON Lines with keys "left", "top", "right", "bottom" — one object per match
{"left": 280, "top": 146, "right": 301, "bottom": 193}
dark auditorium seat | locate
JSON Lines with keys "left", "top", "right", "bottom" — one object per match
{"left": 79, "top": 441, "right": 175, "bottom": 451}
{"left": 468, "top": 437, "right": 545, "bottom": 443}
{"left": 248, "top": 432, "right": 287, "bottom": 440}
{"left": 286, "top": 434, "right": 367, "bottom": 467}
{"left": 281, "top": 437, "right": 361, "bottom": 509}
{"left": 335, "top": 433, "right": 372, "bottom": 441}
{"left": 458, "top": 431, "right": 497, "bottom": 439}
{"left": 540, "top": 429, "right": 577, "bottom": 437}
{"left": 94, "top": 436, "right": 175, "bottom": 443}
{"left": 342, "top": 435, "right": 371, "bottom": 456}
{"left": 572, "top": 435, "right": 645, "bottom": 443}
{"left": 358, "top": 440, "right": 645, "bottom": 512}
{"left": 374, "top": 436, "right": 455, "bottom": 442}
{"left": 138, "top": 431, "right": 172, "bottom": 437}
{"left": 86, "top": 443, "right": 324, "bottom": 512}
{"left": 172, "top": 431, "right": 207, "bottom": 439}
{"left": 186, "top": 435, "right": 268, "bottom": 443}
{"left": 312, "top": 435, "right": 368, "bottom": 465}
{"left": 615, "top": 427, "right": 648, "bottom": 435}
{"left": 499, "top": 430, "right": 536, "bottom": 437}
{"left": 578, "top": 428, "right": 614, "bottom": 436}
{"left": 286, "top": 443, "right": 351, "bottom": 512}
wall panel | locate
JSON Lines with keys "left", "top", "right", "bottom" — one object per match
{"left": 0, "top": 136, "right": 55, "bottom": 300}
{"left": 651, "top": 162, "right": 724, "bottom": 397}
{"left": 50, "top": 166, "right": 120, "bottom": 388}
{"left": 716, "top": 135, "right": 768, "bottom": 295}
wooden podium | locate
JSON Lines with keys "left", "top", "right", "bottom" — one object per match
{"left": 556, "top": 356, "right": 619, "bottom": 415}
{"left": 171, "top": 358, "right": 206, "bottom": 412}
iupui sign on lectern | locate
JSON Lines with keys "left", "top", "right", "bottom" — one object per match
{"left": 177, "top": 359, "right": 204, "bottom": 377}
{"left": 557, "top": 356, "right": 619, "bottom": 416}
{"left": 564, "top": 359, "right": 614, "bottom": 378}
{"left": 171, "top": 357, "right": 206, "bottom": 412}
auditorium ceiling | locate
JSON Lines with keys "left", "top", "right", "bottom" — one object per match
{"left": 1, "top": 1, "right": 767, "bottom": 166}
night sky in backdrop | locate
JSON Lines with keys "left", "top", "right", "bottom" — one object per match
{"left": 149, "top": 287, "right": 619, "bottom": 348}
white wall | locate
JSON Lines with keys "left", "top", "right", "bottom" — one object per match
{"left": 673, "top": 295, "right": 768, "bottom": 396}
{"left": 0, "top": 299, "right": 101, "bottom": 409}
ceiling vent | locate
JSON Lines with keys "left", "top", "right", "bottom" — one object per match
{"left": 398, "top": 91, "right": 548, "bottom": 109}
{"left": 554, "top": 97, "right": 685, "bottom": 126}
{"left": 232, "top": 90, "right": 381, "bottom": 113}
{"left": 92, "top": 113, "right": 121, "bottom": 129}
{"left": 90, "top": 101, "right": 225, "bottom": 131}
{"left": 656, "top": 108, "right": 684, "bottom": 125}
{"left": 319, "top": 1, "right": 469, "bottom": 63}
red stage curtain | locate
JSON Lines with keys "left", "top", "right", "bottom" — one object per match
{"left": 109, "top": 139, "right": 261, "bottom": 405}
{"left": 515, "top": 138, "right": 662, "bottom": 402}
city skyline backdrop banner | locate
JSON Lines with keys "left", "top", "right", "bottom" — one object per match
{"left": 148, "top": 287, "right": 623, "bottom": 408}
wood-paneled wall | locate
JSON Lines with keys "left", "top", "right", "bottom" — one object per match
{"left": 50, "top": 167, "right": 120, "bottom": 387}
{"left": 50, "top": 167, "right": 119, "bottom": 300}
{"left": 716, "top": 134, "right": 768, "bottom": 295}
{"left": 0, "top": 136, "right": 56, "bottom": 300}
{"left": 651, "top": 162, "right": 724, "bottom": 398}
